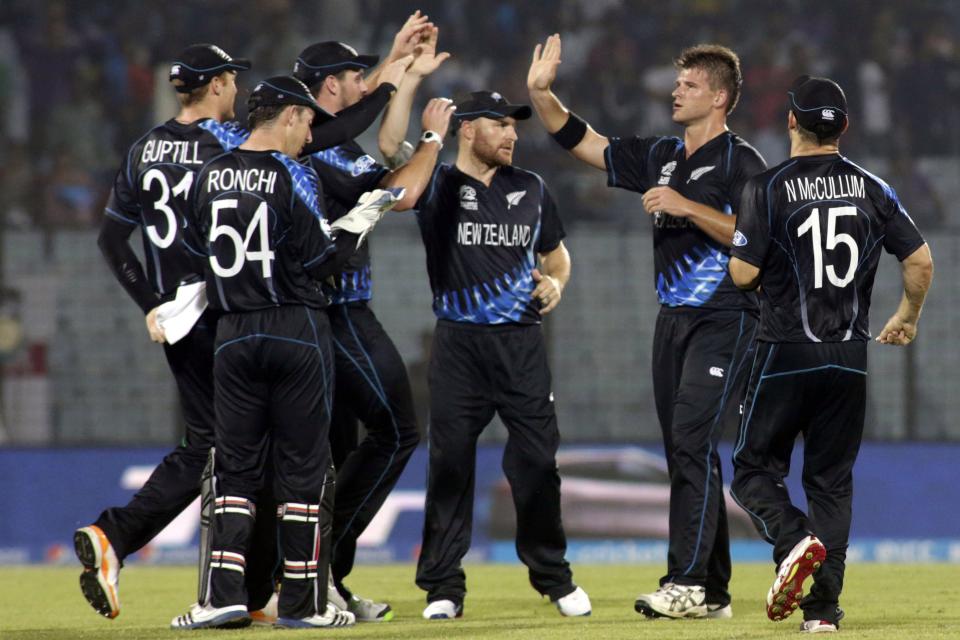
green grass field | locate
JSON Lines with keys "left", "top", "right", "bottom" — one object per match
{"left": 3, "top": 563, "right": 959, "bottom": 639}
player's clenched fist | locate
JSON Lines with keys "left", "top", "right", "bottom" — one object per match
{"left": 532, "top": 268, "right": 563, "bottom": 315}
{"left": 421, "top": 98, "right": 456, "bottom": 138}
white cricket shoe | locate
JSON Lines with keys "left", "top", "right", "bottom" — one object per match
{"left": 800, "top": 619, "right": 838, "bottom": 633}
{"left": 328, "top": 577, "right": 393, "bottom": 622}
{"left": 423, "top": 599, "right": 462, "bottom": 619}
{"left": 767, "top": 535, "right": 826, "bottom": 622}
{"left": 170, "top": 603, "right": 250, "bottom": 629}
{"left": 706, "top": 602, "right": 733, "bottom": 619}
{"left": 554, "top": 586, "right": 592, "bottom": 616}
{"left": 635, "top": 583, "right": 707, "bottom": 618}
{"left": 74, "top": 525, "right": 121, "bottom": 619}
{"left": 275, "top": 603, "right": 356, "bottom": 628}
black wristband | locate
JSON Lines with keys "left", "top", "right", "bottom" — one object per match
{"left": 551, "top": 112, "right": 588, "bottom": 150}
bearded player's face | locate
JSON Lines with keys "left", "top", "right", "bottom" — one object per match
{"left": 469, "top": 116, "right": 518, "bottom": 167}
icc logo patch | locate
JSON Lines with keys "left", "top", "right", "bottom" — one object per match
{"left": 459, "top": 185, "right": 478, "bottom": 211}
{"left": 732, "top": 230, "right": 748, "bottom": 247}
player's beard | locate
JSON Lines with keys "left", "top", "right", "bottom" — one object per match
{"left": 474, "top": 137, "right": 514, "bottom": 168}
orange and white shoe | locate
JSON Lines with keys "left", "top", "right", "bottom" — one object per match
{"left": 74, "top": 525, "right": 121, "bottom": 619}
{"left": 767, "top": 535, "right": 826, "bottom": 622}
{"left": 250, "top": 592, "right": 278, "bottom": 626}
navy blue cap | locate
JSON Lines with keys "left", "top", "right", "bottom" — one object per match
{"left": 247, "top": 76, "right": 331, "bottom": 119}
{"left": 453, "top": 91, "right": 532, "bottom": 124}
{"left": 788, "top": 75, "right": 848, "bottom": 138}
{"left": 294, "top": 42, "right": 379, "bottom": 85}
{"left": 169, "top": 44, "right": 251, "bottom": 92}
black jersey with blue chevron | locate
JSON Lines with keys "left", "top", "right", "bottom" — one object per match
{"left": 104, "top": 118, "right": 249, "bottom": 301}
{"left": 733, "top": 153, "right": 926, "bottom": 343}
{"left": 194, "top": 148, "right": 336, "bottom": 312}
{"left": 414, "top": 164, "right": 565, "bottom": 325}
{"left": 605, "top": 131, "right": 766, "bottom": 309}
{"left": 307, "top": 140, "right": 389, "bottom": 304}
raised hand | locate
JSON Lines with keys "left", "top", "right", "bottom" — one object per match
{"left": 409, "top": 26, "right": 451, "bottom": 78}
{"left": 379, "top": 54, "right": 414, "bottom": 89}
{"left": 388, "top": 10, "right": 433, "bottom": 61}
{"left": 528, "top": 33, "right": 563, "bottom": 92}
{"left": 421, "top": 97, "right": 456, "bottom": 138}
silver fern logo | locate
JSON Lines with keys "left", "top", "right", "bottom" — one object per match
{"left": 688, "top": 165, "right": 715, "bottom": 182}
{"left": 505, "top": 190, "right": 526, "bottom": 209}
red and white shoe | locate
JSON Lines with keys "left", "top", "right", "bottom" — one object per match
{"left": 74, "top": 525, "right": 121, "bottom": 619}
{"left": 767, "top": 535, "right": 826, "bottom": 622}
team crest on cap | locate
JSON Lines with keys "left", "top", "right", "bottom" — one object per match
{"left": 340, "top": 42, "right": 358, "bottom": 56}
{"left": 491, "top": 92, "right": 503, "bottom": 101}
{"left": 254, "top": 83, "right": 263, "bottom": 92}
{"left": 170, "top": 64, "right": 181, "bottom": 76}
{"left": 821, "top": 109, "right": 836, "bottom": 121}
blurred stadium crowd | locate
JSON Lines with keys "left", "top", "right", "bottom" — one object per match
{"left": 1, "top": 0, "right": 957, "bottom": 232}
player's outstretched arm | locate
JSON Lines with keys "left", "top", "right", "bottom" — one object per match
{"left": 527, "top": 34, "right": 609, "bottom": 171}
{"left": 378, "top": 25, "right": 450, "bottom": 163}
{"left": 366, "top": 10, "right": 433, "bottom": 89}
{"left": 877, "top": 243, "right": 934, "bottom": 345}
{"left": 533, "top": 241, "right": 571, "bottom": 315}
{"left": 381, "top": 97, "right": 456, "bottom": 210}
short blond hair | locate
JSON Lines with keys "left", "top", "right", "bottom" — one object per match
{"left": 675, "top": 44, "right": 743, "bottom": 115}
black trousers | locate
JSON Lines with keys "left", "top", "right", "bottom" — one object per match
{"left": 415, "top": 320, "right": 574, "bottom": 605}
{"left": 651, "top": 307, "right": 758, "bottom": 605}
{"left": 94, "top": 312, "right": 217, "bottom": 561}
{"left": 327, "top": 303, "right": 419, "bottom": 592}
{"left": 731, "top": 340, "right": 866, "bottom": 625}
{"left": 208, "top": 306, "right": 334, "bottom": 619}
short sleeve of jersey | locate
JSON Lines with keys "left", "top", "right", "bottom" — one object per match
{"left": 104, "top": 152, "right": 141, "bottom": 225}
{"left": 309, "top": 144, "right": 389, "bottom": 210}
{"left": 729, "top": 146, "right": 768, "bottom": 214}
{"left": 536, "top": 181, "right": 565, "bottom": 253}
{"left": 730, "top": 175, "right": 769, "bottom": 267}
{"left": 605, "top": 136, "right": 657, "bottom": 193}
{"left": 414, "top": 164, "right": 445, "bottom": 217}
{"left": 881, "top": 188, "right": 926, "bottom": 261}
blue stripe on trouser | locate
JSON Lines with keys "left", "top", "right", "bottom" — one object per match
{"left": 681, "top": 312, "right": 748, "bottom": 576}
{"left": 330, "top": 306, "right": 401, "bottom": 552}
{"left": 730, "top": 343, "right": 777, "bottom": 541}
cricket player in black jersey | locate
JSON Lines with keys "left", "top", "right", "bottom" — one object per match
{"left": 412, "top": 90, "right": 590, "bottom": 620}
{"left": 75, "top": 43, "right": 258, "bottom": 620}
{"left": 528, "top": 36, "right": 767, "bottom": 618}
{"left": 171, "top": 76, "right": 399, "bottom": 630}
{"left": 728, "top": 76, "right": 933, "bottom": 633}
{"left": 294, "top": 27, "right": 452, "bottom": 622}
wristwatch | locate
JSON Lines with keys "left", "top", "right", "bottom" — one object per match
{"left": 420, "top": 130, "right": 443, "bottom": 149}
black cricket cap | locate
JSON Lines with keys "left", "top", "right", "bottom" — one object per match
{"left": 453, "top": 91, "right": 532, "bottom": 126}
{"left": 293, "top": 41, "right": 380, "bottom": 85}
{"left": 247, "top": 76, "right": 331, "bottom": 119}
{"left": 788, "top": 75, "right": 848, "bottom": 138}
{"left": 169, "top": 44, "right": 251, "bottom": 92}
